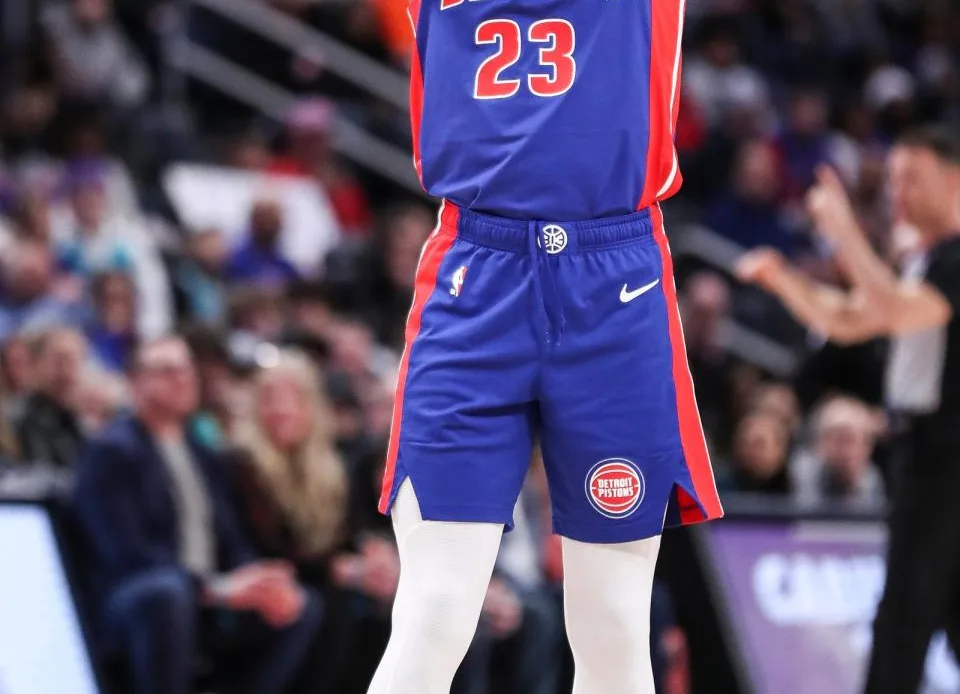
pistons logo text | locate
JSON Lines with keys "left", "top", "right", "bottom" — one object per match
{"left": 585, "top": 459, "right": 645, "bottom": 518}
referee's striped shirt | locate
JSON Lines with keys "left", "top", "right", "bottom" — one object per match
{"left": 886, "top": 236, "right": 960, "bottom": 416}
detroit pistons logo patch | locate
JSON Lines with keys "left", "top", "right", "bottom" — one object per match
{"left": 585, "top": 458, "right": 645, "bottom": 519}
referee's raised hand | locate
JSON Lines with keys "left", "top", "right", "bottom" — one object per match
{"left": 806, "top": 164, "right": 861, "bottom": 244}
{"left": 735, "top": 247, "right": 787, "bottom": 294}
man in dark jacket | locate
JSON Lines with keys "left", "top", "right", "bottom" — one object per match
{"left": 16, "top": 327, "right": 87, "bottom": 467}
{"left": 73, "top": 336, "right": 321, "bottom": 694}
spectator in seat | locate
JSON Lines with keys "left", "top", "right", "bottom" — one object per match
{"left": 42, "top": 0, "right": 151, "bottom": 112}
{"left": 230, "top": 351, "right": 348, "bottom": 574}
{"left": 227, "top": 287, "right": 288, "bottom": 361}
{"left": 56, "top": 167, "right": 134, "bottom": 277}
{"left": 0, "top": 239, "right": 80, "bottom": 341}
{"left": 12, "top": 189, "right": 54, "bottom": 243}
{"left": 74, "top": 364, "right": 128, "bottom": 435}
{"left": 0, "top": 416, "right": 19, "bottom": 464}
{"left": 15, "top": 326, "right": 87, "bottom": 468}
{"left": 267, "top": 98, "right": 372, "bottom": 237}
{"left": 750, "top": 381, "right": 803, "bottom": 439}
{"left": 704, "top": 139, "right": 797, "bottom": 255}
{"left": 0, "top": 331, "right": 32, "bottom": 468}
{"left": 684, "top": 21, "right": 770, "bottom": 129}
{"left": 1, "top": 334, "right": 36, "bottom": 414}
{"left": 73, "top": 336, "right": 321, "bottom": 694}
{"left": 229, "top": 350, "right": 354, "bottom": 693}
{"left": 364, "top": 203, "right": 436, "bottom": 350}
{"left": 223, "top": 128, "right": 272, "bottom": 171}
{"left": 288, "top": 280, "right": 338, "bottom": 346}
{"left": 792, "top": 396, "right": 885, "bottom": 506}
{"left": 59, "top": 112, "right": 142, "bottom": 217}
{"left": 325, "top": 315, "right": 399, "bottom": 413}
{"left": 718, "top": 410, "right": 793, "bottom": 496}
{"left": 55, "top": 165, "right": 173, "bottom": 339}
{"left": 774, "top": 89, "right": 835, "bottom": 207}
{"left": 186, "top": 328, "right": 240, "bottom": 451}
{"left": 175, "top": 229, "right": 229, "bottom": 327}
{"left": 85, "top": 271, "right": 137, "bottom": 374}
{"left": 326, "top": 370, "right": 379, "bottom": 468}
{"left": 679, "top": 272, "right": 737, "bottom": 453}
{"left": 226, "top": 200, "right": 299, "bottom": 288}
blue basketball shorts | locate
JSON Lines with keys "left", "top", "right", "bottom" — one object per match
{"left": 378, "top": 201, "right": 723, "bottom": 543}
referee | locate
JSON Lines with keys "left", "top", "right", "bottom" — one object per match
{"left": 737, "top": 125, "right": 960, "bottom": 694}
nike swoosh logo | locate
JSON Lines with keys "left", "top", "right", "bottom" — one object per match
{"left": 620, "top": 279, "right": 661, "bottom": 303}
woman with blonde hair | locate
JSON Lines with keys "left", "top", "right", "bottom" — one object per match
{"left": 230, "top": 349, "right": 354, "bottom": 693}
{"left": 232, "top": 348, "right": 349, "bottom": 565}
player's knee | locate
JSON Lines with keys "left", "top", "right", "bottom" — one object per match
{"left": 568, "top": 594, "right": 650, "bottom": 660}
{"left": 405, "top": 581, "right": 484, "bottom": 650}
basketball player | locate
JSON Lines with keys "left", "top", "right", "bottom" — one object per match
{"left": 738, "top": 126, "right": 960, "bottom": 694}
{"left": 368, "top": 1, "right": 724, "bottom": 692}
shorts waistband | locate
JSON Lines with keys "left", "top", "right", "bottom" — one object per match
{"left": 439, "top": 202, "right": 657, "bottom": 254}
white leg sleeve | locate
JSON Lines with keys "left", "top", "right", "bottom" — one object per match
{"left": 562, "top": 534, "right": 662, "bottom": 694}
{"left": 366, "top": 480, "right": 504, "bottom": 694}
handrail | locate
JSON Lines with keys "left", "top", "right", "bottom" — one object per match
{"left": 670, "top": 222, "right": 752, "bottom": 272}
{"left": 189, "top": 0, "right": 410, "bottom": 110}
{"left": 167, "top": 39, "right": 424, "bottom": 195}
{"left": 723, "top": 319, "right": 798, "bottom": 377}
{"left": 669, "top": 222, "right": 801, "bottom": 376}
{"left": 170, "top": 40, "right": 293, "bottom": 118}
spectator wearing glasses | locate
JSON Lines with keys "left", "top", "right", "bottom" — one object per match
{"left": 73, "top": 336, "right": 321, "bottom": 694}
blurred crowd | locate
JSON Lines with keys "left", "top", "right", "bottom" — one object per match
{"left": 1, "top": 0, "right": 958, "bottom": 692}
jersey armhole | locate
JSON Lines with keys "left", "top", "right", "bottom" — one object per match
{"left": 407, "top": 0, "right": 422, "bottom": 36}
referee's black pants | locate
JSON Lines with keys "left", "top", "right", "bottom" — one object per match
{"left": 864, "top": 419, "right": 960, "bottom": 694}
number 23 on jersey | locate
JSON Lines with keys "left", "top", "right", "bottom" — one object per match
{"left": 473, "top": 19, "right": 577, "bottom": 100}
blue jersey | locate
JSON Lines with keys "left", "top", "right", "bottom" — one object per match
{"left": 409, "top": 0, "right": 687, "bottom": 220}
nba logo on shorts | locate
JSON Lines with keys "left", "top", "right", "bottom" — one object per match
{"left": 585, "top": 458, "right": 645, "bottom": 518}
{"left": 450, "top": 266, "right": 468, "bottom": 297}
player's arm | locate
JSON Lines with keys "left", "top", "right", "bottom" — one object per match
{"left": 807, "top": 166, "right": 954, "bottom": 336}
{"left": 736, "top": 248, "right": 885, "bottom": 344}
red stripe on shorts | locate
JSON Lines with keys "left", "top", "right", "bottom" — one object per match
{"left": 378, "top": 202, "right": 458, "bottom": 512}
{"left": 651, "top": 204, "right": 723, "bottom": 522}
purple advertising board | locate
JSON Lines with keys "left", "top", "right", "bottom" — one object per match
{"left": 704, "top": 520, "right": 960, "bottom": 694}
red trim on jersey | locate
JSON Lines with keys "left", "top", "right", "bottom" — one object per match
{"left": 378, "top": 205, "right": 458, "bottom": 513}
{"left": 651, "top": 205, "right": 723, "bottom": 523}
{"left": 408, "top": 0, "right": 422, "bottom": 30}
{"left": 408, "top": 0, "right": 425, "bottom": 186}
{"left": 638, "top": 0, "right": 686, "bottom": 210}
{"left": 440, "top": 199, "right": 461, "bottom": 228}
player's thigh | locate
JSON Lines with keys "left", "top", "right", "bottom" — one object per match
{"left": 541, "top": 233, "right": 719, "bottom": 543}
{"left": 383, "top": 233, "right": 539, "bottom": 526}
